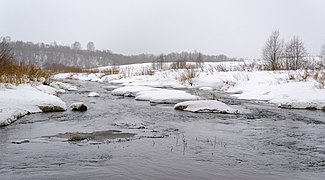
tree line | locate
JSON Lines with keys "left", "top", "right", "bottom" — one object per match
{"left": 2, "top": 37, "right": 237, "bottom": 69}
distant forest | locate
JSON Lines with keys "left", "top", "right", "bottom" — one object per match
{"left": 6, "top": 38, "right": 239, "bottom": 68}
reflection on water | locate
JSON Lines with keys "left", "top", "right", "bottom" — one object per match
{"left": 0, "top": 80, "right": 325, "bottom": 180}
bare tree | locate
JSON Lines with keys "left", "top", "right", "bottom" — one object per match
{"left": 87, "top": 41, "right": 95, "bottom": 51}
{"left": 156, "top": 54, "right": 166, "bottom": 70}
{"left": 262, "top": 30, "right": 284, "bottom": 70}
{"left": 284, "top": 36, "right": 307, "bottom": 70}
{"left": 0, "top": 38, "right": 14, "bottom": 65}
{"left": 195, "top": 52, "right": 204, "bottom": 68}
{"left": 72, "top": 41, "right": 81, "bottom": 51}
{"left": 321, "top": 42, "right": 325, "bottom": 61}
{"left": 0, "top": 38, "right": 15, "bottom": 76}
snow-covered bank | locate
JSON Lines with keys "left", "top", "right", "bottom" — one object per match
{"left": 53, "top": 62, "right": 325, "bottom": 110}
{"left": 226, "top": 71, "right": 325, "bottom": 110}
{"left": 112, "top": 86, "right": 199, "bottom": 104}
{"left": 0, "top": 85, "right": 67, "bottom": 126}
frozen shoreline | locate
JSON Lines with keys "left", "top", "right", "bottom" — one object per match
{"left": 2, "top": 62, "right": 324, "bottom": 126}
{"left": 53, "top": 62, "right": 325, "bottom": 111}
{"left": 0, "top": 84, "right": 67, "bottom": 126}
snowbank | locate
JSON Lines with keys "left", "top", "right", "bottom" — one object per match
{"left": 174, "top": 100, "right": 238, "bottom": 113}
{"left": 135, "top": 89, "right": 199, "bottom": 104}
{"left": 35, "top": 85, "right": 58, "bottom": 95}
{"left": 112, "top": 86, "right": 156, "bottom": 97}
{"left": 88, "top": 92, "right": 100, "bottom": 97}
{"left": 0, "top": 85, "right": 67, "bottom": 126}
{"left": 199, "top": 87, "right": 214, "bottom": 91}
{"left": 50, "top": 81, "right": 78, "bottom": 92}
{"left": 226, "top": 71, "right": 325, "bottom": 110}
{"left": 53, "top": 73, "right": 72, "bottom": 80}
{"left": 53, "top": 62, "right": 325, "bottom": 110}
{"left": 112, "top": 86, "right": 198, "bottom": 104}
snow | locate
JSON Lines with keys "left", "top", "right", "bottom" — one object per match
{"left": 199, "top": 87, "right": 214, "bottom": 91}
{"left": 53, "top": 62, "right": 325, "bottom": 110}
{"left": 70, "top": 102, "right": 87, "bottom": 111}
{"left": 135, "top": 89, "right": 199, "bottom": 104}
{"left": 226, "top": 71, "right": 325, "bottom": 110}
{"left": 112, "top": 86, "right": 198, "bottom": 104}
{"left": 112, "top": 86, "right": 155, "bottom": 97}
{"left": 174, "top": 100, "right": 239, "bottom": 114}
{"left": 53, "top": 73, "right": 72, "bottom": 80}
{"left": 0, "top": 85, "right": 67, "bottom": 126}
{"left": 68, "top": 86, "right": 78, "bottom": 91}
{"left": 100, "top": 74, "right": 121, "bottom": 82}
{"left": 35, "top": 85, "right": 58, "bottom": 96}
{"left": 88, "top": 92, "right": 100, "bottom": 97}
{"left": 50, "top": 81, "right": 78, "bottom": 92}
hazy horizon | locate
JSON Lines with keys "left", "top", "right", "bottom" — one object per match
{"left": 1, "top": 0, "right": 325, "bottom": 58}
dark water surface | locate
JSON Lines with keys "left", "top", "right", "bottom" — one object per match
{"left": 1, "top": 80, "right": 325, "bottom": 180}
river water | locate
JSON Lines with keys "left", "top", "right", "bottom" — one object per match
{"left": 1, "top": 80, "right": 325, "bottom": 180}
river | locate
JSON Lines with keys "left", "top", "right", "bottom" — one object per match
{"left": 1, "top": 80, "right": 325, "bottom": 180}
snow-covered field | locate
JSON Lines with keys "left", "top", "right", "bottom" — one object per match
{"left": 0, "top": 84, "right": 67, "bottom": 126}
{"left": 1, "top": 61, "right": 324, "bottom": 126}
{"left": 53, "top": 61, "right": 325, "bottom": 110}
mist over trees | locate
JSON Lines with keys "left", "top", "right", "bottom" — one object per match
{"left": 5, "top": 37, "right": 237, "bottom": 68}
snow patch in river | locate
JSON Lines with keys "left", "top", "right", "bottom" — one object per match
{"left": 174, "top": 100, "right": 238, "bottom": 114}
{"left": 112, "top": 86, "right": 198, "bottom": 104}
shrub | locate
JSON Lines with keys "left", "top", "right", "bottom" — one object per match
{"left": 170, "top": 59, "right": 188, "bottom": 69}
{"left": 179, "top": 69, "right": 198, "bottom": 85}
{"left": 101, "top": 65, "right": 120, "bottom": 75}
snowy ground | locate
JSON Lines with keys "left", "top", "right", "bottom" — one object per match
{"left": 53, "top": 61, "right": 325, "bottom": 110}
{"left": 0, "top": 84, "right": 67, "bottom": 126}
{"left": 1, "top": 61, "right": 324, "bottom": 126}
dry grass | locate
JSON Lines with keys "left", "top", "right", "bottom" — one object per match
{"left": 45, "top": 64, "right": 84, "bottom": 73}
{"left": 0, "top": 40, "right": 51, "bottom": 84}
{"left": 138, "top": 67, "right": 155, "bottom": 76}
{"left": 313, "top": 70, "right": 325, "bottom": 89}
{"left": 179, "top": 69, "right": 198, "bottom": 85}
{"left": 100, "top": 65, "right": 120, "bottom": 75}
{"left": 0, "top": 62, "right": 52, "bottom": 84}
{"left": 170, "top": 60, "right": 188, "bottom": 69}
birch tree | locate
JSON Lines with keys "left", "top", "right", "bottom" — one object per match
{"left": 262, "top": 30, "right": 284, "bottom": 70}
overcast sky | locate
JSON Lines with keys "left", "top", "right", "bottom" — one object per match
{"left": 1, "top": 0, "right": 325, "bottom": 58}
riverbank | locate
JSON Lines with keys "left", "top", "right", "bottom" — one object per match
{"left": 1, "top": 61, "right": 324, "bottom": 126}
{"left": 54, "top": 62, "right": 325, "bottom": 110}
{"left": 0, "top": 84, "right": 66, "bottom": 126}
{"left": 1, "top": 79, "right": 325, "bottom": 180}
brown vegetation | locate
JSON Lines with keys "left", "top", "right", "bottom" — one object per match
{"left": 179, "top": 69, "right": 198, "bottom": 85}
{"left": 0, "top": 39, "right": 51, "bottom": 84}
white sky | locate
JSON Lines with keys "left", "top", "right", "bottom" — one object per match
{"left": 1, "top": 0, "right": 325, "bottom": 58}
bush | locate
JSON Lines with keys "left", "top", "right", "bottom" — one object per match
{"left": 170, "top": 59, "right": 188, "bottom": 69}
{"left": 179, "top": 69, "right": 198, "bottom": 85}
